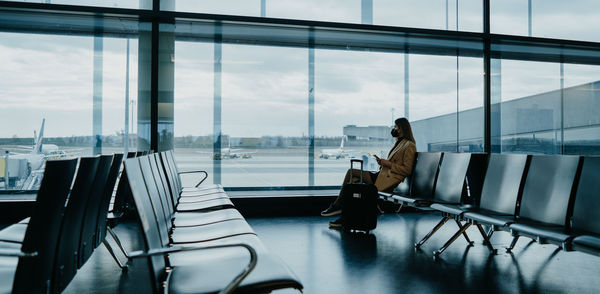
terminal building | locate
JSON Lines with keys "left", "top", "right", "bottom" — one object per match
{"left": 1, "top": 1, "right": 600, "bottom": 294}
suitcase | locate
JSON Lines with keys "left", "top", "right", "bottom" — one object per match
{"left": 341, "top": 159, "right": 378, "bottom": 233}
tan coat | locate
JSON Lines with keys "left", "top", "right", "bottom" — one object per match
{"left": 374, "top": 139, "right": 417, "bottom": 192}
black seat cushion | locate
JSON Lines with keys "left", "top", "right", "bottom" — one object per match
{"left": 509, "top": 220, "right": 572, "bottom": 243}
{"left": 169, "top": 234, "right": 269, "bottom": 266}
{"left": 178, "top": 192, "right": 230, "bottom": 204}
{"left": 180, "top": 184, "right": 223, "bottom": 193}
{"left": 173, "top": 209, "right": 244, "bottom": 228}
{"left": 430, "top": 203, "right": 474, "bottom": 216}
{"left": 169, "top": 251, "right": 302, "bottom": 294}
{"left": 571, "top": 235, "right": 600, "bottom": 255}
{"left": 391, "top": 194, "right": 432, "bottom": 207}
{"left": 176, "top": 198, "right": 234, "bottom": 212}
{"left": 463, "top": 209, "right": 516, "bottom": 227}
{"left": 170, "top": 219, "right": 255, "bottom": 244}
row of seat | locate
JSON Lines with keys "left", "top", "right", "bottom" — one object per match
{"left": 0, "top": 153, "right": 124, "bottom": 293}
{"left": 121, "top": 151, "right": 303, "bottom": 294}
{"left": 380, "top": 152, "right": 600, "bottom": 259}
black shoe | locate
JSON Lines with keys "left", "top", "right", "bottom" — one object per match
{"left": 321, "top": 205, "right": 342, "bottom": 217}
{"left": 329, "top": 218, "right": 343, "bottom": 228}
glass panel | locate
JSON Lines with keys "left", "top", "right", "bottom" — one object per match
{"left": 314, "top": 49, "right": 404, "bottom": 185}
{"left": 491, "top": 0, "right": 528, "bottom": 36}
{"left": 172, "top": 40, "right": 308, "bottom": 187}
{"left": 492, "top": 59, "right": 561, "bottom": 154}
{"left": 172, "top": 40, "right": 215, "bottom": 186}
{"left": 170, "top": 0, "right": 482, "bottom": 31}
{"left": 0, "top": 0, "right": 150, "bottom": 9}
{"left": 220, "top": 44, "right": 308, "bottom": 187}
{"left": 374, "top": 0, "right": 482, "bottom": 32}
{"left": 172, "top": 0, "right": 260, "bottom": 16}
{"left": 410, "top": 54, "right": 459, "bottom": 152}
{"left": 532, "top": 0, "right": 600, "bottom": 42}
{"left": 267, "top": 0, "right": 360, "bottom": 23}
{"left": 0, "top": 32, "right": 140, "bottom": 190}
{"left": 458, "top": 57, "right": 484, "bottom": 152}
{"left": 563, "top": 64, "right": 600, "bottom": 155}
{"left": 492, "top": 0, "right": 600, "bottom": 42}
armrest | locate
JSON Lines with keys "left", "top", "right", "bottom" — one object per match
{"left": 129, "top": 243, "right": 256, "bottom": 294}
{"left": 178, "top": 170, "right": 208, "bottom": 187}
{"left": 0, "top": 248, "right": 38, "bottom": 257}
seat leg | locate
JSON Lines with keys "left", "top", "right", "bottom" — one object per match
{"left": 486, "top": 226, "right": 494, "bottom": 239}
{"left": 476, "top": 224, "right": 497, "bottom": 254}
{"left": 107, "top": 227, "right": 130, "bottom": 258}
{"left": 433, "top": 223, "right": 472, "bottom": 258}
{"left": 506, "top": 235, "right": 520, "bottom": 252}
{"left": 395, "top": 203, "right": 404, "bottom": 213}
{"left": 454, "top": 219, "right": 474, "bottom": 246}
{"left": 103, "top": 239, "right": 128, "bottom": 271}
{"left": 415, "top": 216, "right": 450, "bottom": 249}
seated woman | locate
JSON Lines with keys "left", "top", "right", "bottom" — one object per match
{"left": 321, "top": 117, "right": 417, "bottom": 228}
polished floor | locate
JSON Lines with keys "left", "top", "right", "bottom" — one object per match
{"left": 63, "top": 212, "right": 600, "bottom": 294}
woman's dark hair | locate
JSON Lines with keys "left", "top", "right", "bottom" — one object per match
{"left": 395, "top": 117, "right": 415, "bottom": 143}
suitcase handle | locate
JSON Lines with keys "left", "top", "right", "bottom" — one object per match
{"left": 349, "top": 159, "right": 364, "bottom": 184}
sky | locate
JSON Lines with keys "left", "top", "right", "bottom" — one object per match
{"left": 1, "top": 0, "right": 600, "bottom": 139}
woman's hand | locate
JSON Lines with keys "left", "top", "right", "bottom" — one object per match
{"left": 378, "top": 159, "right": 392, "bottom": 168}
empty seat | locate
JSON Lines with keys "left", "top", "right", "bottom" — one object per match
{"left": 78, "top": 155, "right": 115, "bottom": 267}
{"left": 53, "top": 156, "right": 113, "bottom": 293}
{"left": 461, "top": 153, "right": 529, "bottom": 252}
{"left": 95, "top": 153, "right": 125, "bottom": 247}
{"left": 412, "top": 152, "right": 472, "bottom": 256}
{"left": 123, "top": 157, "right": 304, "bottom": 293}
{"left": 0, "top": 158, "right": 77, "bottom": 294}
{"left": 505, "top": 155, "right": 580, "bottom": 251}
{"left": 137, "top": 156, "right": 253, "bottom": 243}
{"left": 567, "top": 157, "right": 600, "bottom": 255}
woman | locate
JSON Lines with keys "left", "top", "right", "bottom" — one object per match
{"left": 321, "top": 117, "right": 417, "bottom": 228}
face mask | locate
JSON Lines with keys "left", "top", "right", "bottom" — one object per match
{"left": 391, "top": 128, "right": 399, "bottom": 137}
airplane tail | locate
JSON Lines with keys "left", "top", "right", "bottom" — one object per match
{"left": 340, "top": 136, "right": 345, "bottom": 151}
{"left": 33, "top": 119, "right": 45, "bottom": 154}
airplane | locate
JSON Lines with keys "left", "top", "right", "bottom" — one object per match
{"left": 7, "top": 119, "right": 50, "bottom": 171}
{"left": 1, "top": 119, "right": 77, "bottom": 189}
{"left": 197, "top": 139, "right": 256, "bottom": 160}
{"left": 319, "top": 136, "right": 352, "bottom": 159}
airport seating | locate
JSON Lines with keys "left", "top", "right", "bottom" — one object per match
{"left": 0, "top": 157, "right": 102, "bottom": 244}
{"left": 504, "top": 155, "right": 581, "bottom": 251}
{"left": 111, "top": 151, "right": 137, "bottom": 217}
{"left": 158, "top": 151, "right": 234, "bottom": 211}
{"left": 411, "top": 152, "right": 473, "bottom": 256}
{"left": 160, "top": 150, "right": 225, "bottom": 195}
{"left": 79, "top": 155, "right": 116, "bottom": 267}
{"left": 458, "top": 154, "right": 530, "bottom": 253}
{"left": 52, "top": 156, "right": 112, "bottom": 293}
{"left": 378, "top": 152, "right": 442, "bottom": 207}
{"left": 568, "top": 157, "right": 600, "bottom": 255}
{"left": 0, "top": 158, "right": 78, "bottom": 294}
{"left": 123, "top": 156, "right": 304, "bottom": 293}
{"left": 95, "top": 153, "right": 125, "bottom": 248}
{"left": 138, "top": 155, "right": 253, "bottom": 243}
{"left": 0, "top": 154, "right": 137, "bottom": 291}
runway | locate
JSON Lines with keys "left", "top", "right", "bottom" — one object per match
{"left": 173, "top": 148, "right": 382, "bottom": 187}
